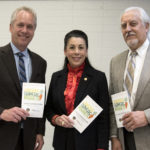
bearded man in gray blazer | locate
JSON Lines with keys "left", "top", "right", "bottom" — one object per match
{"left": 0, "top": 6, "right": 47, "bottom": 150}
{"left": 110, "top": 7, "right": 150, "bottom": 150}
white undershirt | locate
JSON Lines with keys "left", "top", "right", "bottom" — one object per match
{"left": 124, "top": 39, "right": 149, "bottom": 109}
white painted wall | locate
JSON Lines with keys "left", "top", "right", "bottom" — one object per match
{"left": 0, "top": 0, "right": 150, "bottom": 149}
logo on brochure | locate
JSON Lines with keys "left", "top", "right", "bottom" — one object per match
{"left": 24, "top": 89, "right": 43, "bottom": 101}
{"left": 113, "top": 98, "right": 128, "bottom": 111}
{"left": 78, "top": 101, "right": 97, "bottom": 119}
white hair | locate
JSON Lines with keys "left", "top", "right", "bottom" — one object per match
{"left": 10, "top": 6, "right": 37, "bottom": 28}
{"left": 123, "top": 6, "right": 150, "bottom": 40}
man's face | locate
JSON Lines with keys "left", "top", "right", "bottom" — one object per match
{"left": 121, "top": 10, "right": 149, "bottom": 50}
{"left": 10, "top": 10, "right": 36, "bottom": 51}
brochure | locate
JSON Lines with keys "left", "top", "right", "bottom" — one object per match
{"left": 69, "top": 95, "right": 103, "bottom": 133}
{"left": 21, "top": 83, "right": 45, "bottom": 118}
{"left": 111, "top": 91, "right": 131, "bottom": 128}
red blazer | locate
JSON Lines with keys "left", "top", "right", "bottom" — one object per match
{"left": 0, "top": 44, "right": 47, "bottom": 150}
{"left": 45, "top": 63, "right": 109, "bottom": 150}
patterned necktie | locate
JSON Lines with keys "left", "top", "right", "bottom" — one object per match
{"left": 124, "top": 51, "right": 137, "bottom": 99}
{"left": 17, "top": 52, "right": 27, "bottom": 87}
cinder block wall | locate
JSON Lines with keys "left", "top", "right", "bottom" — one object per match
{"left": 0, "top": 1, "right": 149, "bottom": 149}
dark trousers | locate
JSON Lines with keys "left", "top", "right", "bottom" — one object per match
{"left": 15, "top": 129, "right": 24, "bottom": 150}
{"left": 54, "top": 128, "right": 76, "bottom": 150}
{"left": 66, "top": 129, "right": 76, "bottom": 150}
{"left": 123, "top": 128, "right": 136, "bottom": 150}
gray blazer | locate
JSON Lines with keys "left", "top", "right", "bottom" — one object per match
{"left": 110, "top": 45, "right": 150, "bottom": 150}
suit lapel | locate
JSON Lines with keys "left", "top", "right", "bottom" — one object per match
{"left": 134, "top": 45, "right": 150, "bottom": 108}
{"left": 61, "top": 71, "right": 68, "bottom": 113}
{"left": 60, "top": 70, "right": 68, "bottom": 113}
{"left": 74, "top": 65, "right": 92, "bottom": 107}
{"left": 1, "top": 44, "right": 21, "bottom": 92}
{"left": 118, "top": 50, "right": 128, "bottom": 91}
{"left": 57, "top": 69, "right": 68, "bottom": 114}
{"left": 28, "top": 50, "right": 36, "bottom": 82}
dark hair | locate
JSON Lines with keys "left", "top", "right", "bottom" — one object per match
{"left": 64, "top": 30, "right": 88, "bottom": 50}
{"left": 63, "top": 30, "right": 92, "bottom": 68}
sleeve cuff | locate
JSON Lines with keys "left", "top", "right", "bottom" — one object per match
{"left": 51, "top": 115, "right": 59, "bottom": 125}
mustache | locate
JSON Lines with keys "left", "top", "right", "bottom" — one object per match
{"left": 125, "top": 32, "right": 136, "bottom": 38}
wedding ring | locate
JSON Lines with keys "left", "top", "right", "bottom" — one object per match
{"left": 61, "top": 121, "right": 64, "bottom": 126}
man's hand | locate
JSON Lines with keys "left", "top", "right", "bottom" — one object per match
{"left": 111, "top": 137, "right": 122, "bottom": 150}
{"left": 0, "top": 107, "right": 29, "bottom": 123}
{"left": 34, "top": 134, "right": 44, "bottom": 150}
{"left": 122, "top": 111, "right": 148, "bottom": 131}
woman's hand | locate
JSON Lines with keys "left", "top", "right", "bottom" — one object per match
{"left": 55, "top": 114, "right": 74, "bottom": 128}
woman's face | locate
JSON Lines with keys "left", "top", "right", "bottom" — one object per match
{"left": 64, "top": 37, "right": 87, "bottom": 68}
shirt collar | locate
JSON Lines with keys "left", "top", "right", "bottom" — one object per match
{"left": 10, "top": 42, "right": 29, "bottom": 57}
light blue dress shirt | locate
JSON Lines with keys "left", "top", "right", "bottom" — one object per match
{"left": 10, "top": 42, "right": 32, "bottom": 82}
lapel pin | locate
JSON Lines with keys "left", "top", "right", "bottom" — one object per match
{"left": 84, "top": 77, "right": 87, "bottom": 81}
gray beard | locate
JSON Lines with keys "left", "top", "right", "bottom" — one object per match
{"left": 126, "top": 39, "right": 139, "bottom": 50}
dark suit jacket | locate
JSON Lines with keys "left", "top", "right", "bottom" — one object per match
{"left": 45, "top": 63, "right": 109, "bottom": 150}
{"left": 0, "top": 44, "right": 47, "bottom": 150}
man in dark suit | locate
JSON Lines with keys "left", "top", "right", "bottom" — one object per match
{"left": 110, "top": 7, "right": 150, "bottom": 150}
{"left": 0, "top": 6, "right": 47, "bottom": 150}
